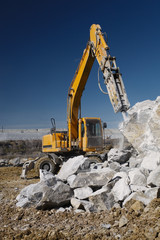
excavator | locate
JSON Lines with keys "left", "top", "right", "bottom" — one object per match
{"left": 21, "top": 24, "right": 130, "bottom": 178}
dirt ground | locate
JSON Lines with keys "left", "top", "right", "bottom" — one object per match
{"left": 0, "top": 166, "right": 160, "bottom": 240}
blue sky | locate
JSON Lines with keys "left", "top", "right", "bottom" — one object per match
{"left": 1, "top": 0, "right": 160, "bottom": 129}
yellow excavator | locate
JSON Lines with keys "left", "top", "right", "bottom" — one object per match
{"left": 21, "top": 24, "right": 130, "bottom": 178}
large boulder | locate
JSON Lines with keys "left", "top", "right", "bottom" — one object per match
{"left": 68, "top": 168, "right": 115, "bottom": 188}
{"left": 120, "top": 97, "right": 160, "bottom": 154}
{"left": 36, "top": 181, "right": 73, "bottom": 209}
{"left": 16, "top": 174, "right": 73, "bottom": 209}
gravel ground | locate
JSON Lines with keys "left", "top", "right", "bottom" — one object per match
{"left": 0, "top": 167, "right": 160, "bottom": 240}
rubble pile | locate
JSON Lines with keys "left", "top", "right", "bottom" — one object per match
{"left": 16, "top": 97, "right": 160, "bottom": 212}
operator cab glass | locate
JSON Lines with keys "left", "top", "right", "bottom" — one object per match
{"left": 86, "top": 119, "right": 103, "bottom": 148}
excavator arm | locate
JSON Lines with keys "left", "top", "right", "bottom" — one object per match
{"left": 67, "top": 24, "right": 130, "bottom": 142}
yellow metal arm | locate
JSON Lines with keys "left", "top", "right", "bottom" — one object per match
{"left": 67, "top": 43, "right": 95, "bottom": 140}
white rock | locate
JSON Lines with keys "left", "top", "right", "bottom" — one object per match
{"left": 108, "top": 162, "right": 121, "bottom": 171}
{"left": 123, "top": 191, "right": 153, "bottom": 206}
{"left": 147, "top": 166, "right": 160, "bottom": 187}
{"left": 145, "top": 187, "right": 160, "bottom": 199}
{"left": 57, "top": 156, "right": 87, "bottom": 180}
{"left": 130, "top": 185, "right": 148, "bottom": 192}
{"left": 16, "top": 177, "right": 73, "bottom": 209}
{"left": 69, "top": 168, "right": 115, "bottom": 188}
{"left": 129, "top": 157, "right": 142, "bottom": 168}
{"left": 128, "top": 168, "right": 147, "bottom": 186}
{"left": 140, "top": 151, "right": 160, "bottom": 171}
{"left": 121, "top": 97, "right": 160, "bottom": 154}
{"left": 108, "top": 148, "right": 131, "bottom": 164}
{"left": 89, "top": 191, "right": 115, "bottom": 211}
{"left": 40, "top": 169, "right": 55, "bottom": 181}
{"left": 67, "top": 174, "right": 76, "bottom": 186}
{"left": 70, "top": 198, "right": 94, "bottom": 212}
{"left": 71, "top": 198, "right": 82, "bottom": 209}
{"left": 74, "top": 187, "right": 93, "bottom": 200}
{"left": 111, "top": 176, "right": 131, "bottom": 202}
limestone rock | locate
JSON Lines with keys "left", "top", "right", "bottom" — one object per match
{"left": 140, "top": 151, "right": 160, "bottom": 171}
{"left": 89, "top": 191, "right": 115, "bottom": 211}
{"left": 120, "top": 97, "right": 160, "bottom": 154}
{"left": 57, "top": 155, "right": 88, "bottom": 180}
{"left": 108, "top": 148, "right": 131, "bottom": 164}
{"left": 69, "top": 168, "right": 115, "bottom": 188}
{"left": 145, "top": 187, "right": 160, "bottom": 199}
{"left": 108, "top": 162, "right": 121, "bottom": 171}
{"left": 40, "top": 169, "right": 57, "bottom": 181}
{"left": 111, "top": 173, "right": 131, "bottom": 202}
{"left": 123, "top": 191, "right": 154, "bottom": 206}
{"left": 130, "top": 185, "right": 148, "bottom": 193}
{"left": 129, "top": 157, "right": 142, "bottom": 168}
{"left": 128, "top": 168, "right": 147, "bottom": 186}
{"left": 16, "top": 176, "right": 73, "bottom": 209}
{"left": 74, "top": 187, "right": 93, "bottom": 200}
{"left": 36, "top": 181, "right": 73, "bottom": 209}
{"left": 71, "top": 198, "right": 94, "bottom": 212}
{"left": 147, "top": 166, "right": 160, "bottom": 187}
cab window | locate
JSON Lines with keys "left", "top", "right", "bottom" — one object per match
{"left": 86, "top": 120, "right": 102, "bottom": 137}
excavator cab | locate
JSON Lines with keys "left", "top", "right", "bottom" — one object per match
{"left": 79, "top": 117, "right": 105, "bottom": 152}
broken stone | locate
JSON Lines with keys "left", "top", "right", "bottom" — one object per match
{"left": 70, "top": 198, "right": 82, "bottom": 209}
{"left": 121, "top": 97, "right": 160, "bottom": 153}
{"left": 40, "top": 169, "right": 57, "bottom": 181}
{"left": 36, "top": 181, "right": 73, "bottom": 209}
{"left": 108, "top": 148, "right": 131, "bottom": 164}
{"left": 57, "top": 155, "right": 88, "bottom": 180}
{"left": 111, "top": 177, "right": 131, "bottom": 202}
{"left": 69, "top": 168, "right": 115, "bottom": 188}
{"left": 128, "top": 168, "right": 147, "bottom": 186}
{"left": 145, "top": 187, "right": 160, "bottom": 199}
{"left": 147, "top": 166, "right": 160, "bottom": 187}
{"left": 129, "top": 157, "right": 142, "bottom": 168}
{"left": 130, "top": 185, "right": 148, "bottom": 193}
{"left": 111, "top": 172, "right": 131, "bottom": 202}
{"left": 74, "top": 187, "right": 93, "bottom": 200}
{"left": 89, "top": 191, "right": 115, "bottom": 211}
{"left": 108, "top": 162, "right": 121, "bottom": 171}
{"left": 16, "top": 176, "right": 73, "bottom": 209}
{"left": 101, "top": 223, "right": 111, "bottom": 229}
{"left": 123, "top": 191, "right": 154, "bottom": 206}
{"left": 140, "top": 151, "right": 160, "bottom": 171}
{"left": 70, "top": 198, "right": 94, "bottom": 212}
{"left": 67, "top": 174, "right": 76, "bottom": 186}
